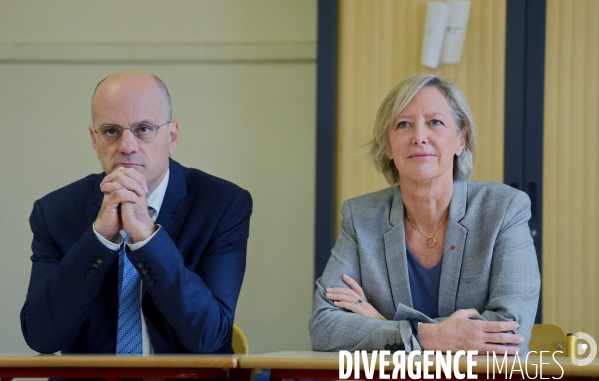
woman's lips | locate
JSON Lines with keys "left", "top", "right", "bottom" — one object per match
{"left": 409, "top": 153, "right": 435, "bottom": 158}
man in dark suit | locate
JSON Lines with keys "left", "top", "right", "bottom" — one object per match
{"left": 20, "top": 71, "right": 252, "bottom": 355}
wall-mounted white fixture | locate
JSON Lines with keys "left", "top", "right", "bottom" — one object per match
{"left": 421, "top": 1, "right": 451, "bottom": 69}
{"left": 420, "top": 0, "right": 471, "bottom": 69}
{"left": 441, "top": 1, "right": 471, "bottom": 64}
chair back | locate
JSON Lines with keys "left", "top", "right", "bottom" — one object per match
{"left": 529, "top": 324, "right": 567, "bottom": 356}
{"left": 232, "top": 324, "right": 249, "bottom": 354}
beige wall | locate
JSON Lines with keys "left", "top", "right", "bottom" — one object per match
{"left": 543, "top": 0, "right": 599, "bottom": 340}
{"left": 0, "top": 0, "right": 316, "bottom": 355}
{"left": 336, "top": 0, "right": 506, "bottom": 228}
{"left": 0, "top": 0, "right": 314, "bottom": 43}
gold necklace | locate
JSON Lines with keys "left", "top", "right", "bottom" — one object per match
{"left": 405, "top": 208, "right": 449, "bottom": 248}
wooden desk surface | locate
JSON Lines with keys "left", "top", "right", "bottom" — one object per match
{"left": 0, "top": 354, "right": 239, "bottom": 380}
{"left": 1, "top": 352, "right": 597, "bottom": 379}
{"left": 238, "top": 351, "right": 599, "bottom": 377}
{"left": 238, "top": 351, "right": 339, "bottom": 370}
{"left": 0, "top": 354, "right": 237, "bottom": 368}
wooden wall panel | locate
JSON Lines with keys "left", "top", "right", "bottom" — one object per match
{"left": 543, "top": 0, "right": 599, "bottom": 339}
{"left": 336, "top": 0, "right": 506, "bottom": 224}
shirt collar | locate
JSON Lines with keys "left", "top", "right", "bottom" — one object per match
{"left": 146, "top": 169, "right": 169, "bottom": 221}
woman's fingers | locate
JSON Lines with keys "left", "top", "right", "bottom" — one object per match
{"left": 450, "top": 308, "right": 480, "bottom": 319}
{"left": 482, "top": 342, "right": 521, "bottom": 355}
{"left": 333, "top": 301, "right": 361, "bottom": 313}
{"left": 342, "top": 274, "right": 367, "bottom": 300}
{"left": 484, "top": 332, "right": 523, "bottom": 345}
{"left": 481, "top": 320, "right": 520, "bottom": 333}
{"left": 419, "top": 311, "right": 524, "bottom": 353}
{"left": 325, "top": 289, "right": 362, "bottom": 304}
{"left": 325, "top": 287, "right": 358, "bottom": 296}
{"left": 324, "top": 275, "right": 386, "bottom": 321}
{"left": 333, "top": 301, "right": 386, "bottom": 321}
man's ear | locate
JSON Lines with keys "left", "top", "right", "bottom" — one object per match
{"left": 168, "top": 120, "right": 180, "bottom": 156}
{"left": 89, "top": 125, "right": 100, "bottom": 159}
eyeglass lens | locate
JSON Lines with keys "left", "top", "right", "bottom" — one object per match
{"left": 97, "top": 123, "right": 158, "bottom": 145}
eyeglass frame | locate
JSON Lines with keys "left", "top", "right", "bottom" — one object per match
{"left": 93, "top": 121, "right": 171, "bottom": 145}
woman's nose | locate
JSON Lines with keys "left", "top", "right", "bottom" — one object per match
{"left": 412, "top": 122, "right": 428, "bottom": 145}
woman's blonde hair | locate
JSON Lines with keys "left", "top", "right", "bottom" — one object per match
{"left": 368, "top": 74, "right": 476, "bottom": 185}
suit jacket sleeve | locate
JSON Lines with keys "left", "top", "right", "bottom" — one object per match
{"left": 309, "top": 200, "right": 420, "bottom": 352}
{"left": 21, "top": 200, "right": 119, "bottom": 354}
{"left": 128, "top": 188, "right": 252, "bottom": 354}
{"left": 468, "top": 191, "right": 540, "bottom": 350}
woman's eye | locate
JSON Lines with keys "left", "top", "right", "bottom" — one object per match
{"left": 430, "top": 119, "right": 443, "bottom": 126}
{"left": 397, "top": 121, "right": 409, "bottom": 129}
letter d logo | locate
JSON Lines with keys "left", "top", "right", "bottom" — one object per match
{"left": 569, "top": 332, "right": 597, "bottom": 367}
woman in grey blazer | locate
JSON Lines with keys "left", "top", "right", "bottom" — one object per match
{"left": 309, "top": 74, "right": 540, "bottom": 354}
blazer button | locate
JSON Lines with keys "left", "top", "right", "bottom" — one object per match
{"left": 96, "top": 258, "right": 103, "bottom": 265}
{"left": 89, "top": 269, "right": 98, "bottom": 276}
{"left": 140, "top": 269, "right": 148, "bottom": 275}
{"left": 384, "top": 344, "right": 391, "bottom": 350}
{"left": 85, "top": 274, "right": 93, "bottom": 281}
{"left": 91, "top": 263, "right": 100, "bottom": 270}
{"left": 143, "top": 274, "right": 152, "bottom": 281}
{"left": 147, "top": 280, "right": 155, "bottom": 286}
{"left": 391, "top": 344, "right": 399, "bottom": 352}
{"left": 136, "top": 263, "right": 145, "bottom": 270}
{"left": 399, "top": 343, "right": 405, "bottom": 350}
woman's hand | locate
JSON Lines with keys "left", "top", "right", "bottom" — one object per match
{"left": 325, "top": 274, "right": 387, "bottom": 320}
{"left": 418, "top": 309, "right": 523, "bottom": 354}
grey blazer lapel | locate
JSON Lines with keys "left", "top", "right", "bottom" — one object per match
{"left": 383, "top": 187, "right": 414, "bottom": 314}
{"left": 438, "top": 180, "right": 468, "bottom": 317}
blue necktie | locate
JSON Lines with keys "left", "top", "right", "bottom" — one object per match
{"left": 116, "top": 233, "right": 142, "bottom": 354}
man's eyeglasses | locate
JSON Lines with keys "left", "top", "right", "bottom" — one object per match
{"left": 94, "top": 121, "right": 170, "bottom": 145}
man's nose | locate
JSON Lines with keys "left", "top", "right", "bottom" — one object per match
{"left": 119, "top": 129, "right": 139, "bottom": 153}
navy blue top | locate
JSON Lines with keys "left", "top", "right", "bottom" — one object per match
{"left": 406, "top": 245, "right": 442, "bottom": 318}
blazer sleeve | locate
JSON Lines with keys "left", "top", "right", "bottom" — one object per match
{"left": 127, "top": 189, "right": 252, "bottom": 354}
{"left": 469, "top": 191, "right": 541, "bottom": 351}
{"left": 21, "top": 200, "right": 119, "bottom": 354}
{"left": 308, "top": 200, "right": 420, "bottom": 352}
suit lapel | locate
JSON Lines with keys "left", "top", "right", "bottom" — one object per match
{"left": 141, "top": 159, "right": 187, "bottom": 296}
{"left": 155, "top": 159, "right": 187, "bottom": 238}
{"left": 438, "top": 180, "right": 468, "bottom": 317}
{"left": 383, "top": 187, "right": 414, "bottom": 314}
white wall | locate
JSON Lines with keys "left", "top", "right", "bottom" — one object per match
{"left": 0, "top": 0, "right": 317, "bottom": 356}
